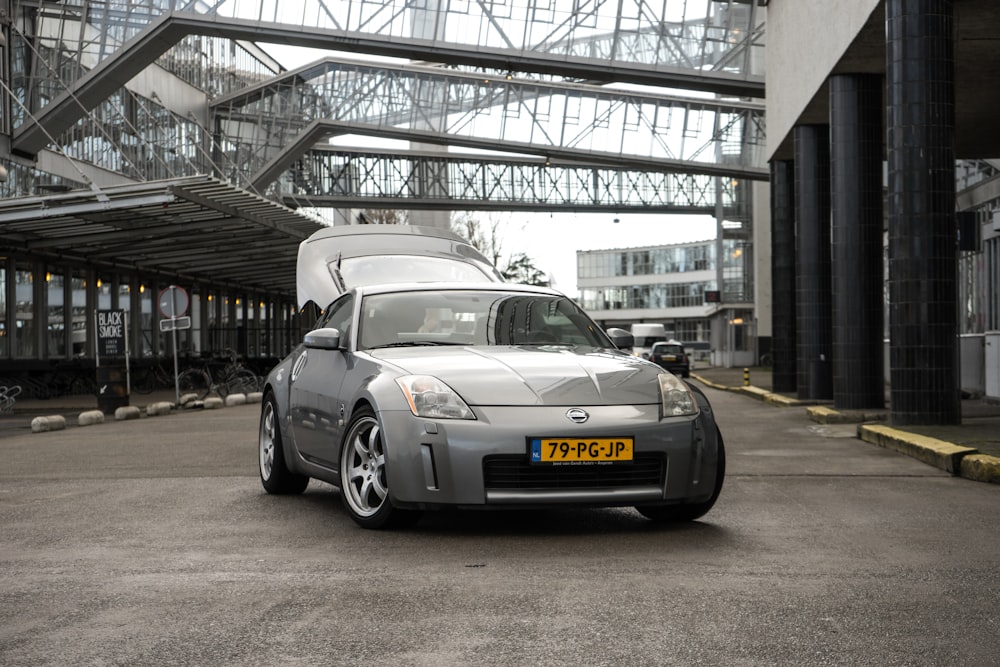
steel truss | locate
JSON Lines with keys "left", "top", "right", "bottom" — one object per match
{"left": 282, "top": 148, "right": 747, "bottom": 214}
{"left": 211, "top": 57, "right": 766, "bottom": 200}
{"left": 6, "top": 0, "right": 766, "bottom": 213}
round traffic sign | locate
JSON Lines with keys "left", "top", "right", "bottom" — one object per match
{"left": 158, "top": 285, "right": 190, "bottom": 318}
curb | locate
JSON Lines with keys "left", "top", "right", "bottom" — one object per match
{"left": 692, "top": 374, "right": 1000, "bottom": 485}
{"left": 691, "top": 374, "right": 811, "bottom": 407}
{"left": 857, "top": 424, "right": 978, "bottom": 474}
{"left": 27, "top": 394, "right": 260, "bottom": 435}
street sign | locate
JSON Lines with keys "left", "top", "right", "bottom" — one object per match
{"left": 96, "top": 309, "right": 127, "bottom": 357}
{"left": 159, "top": 316, "right": 191, "bottom": 332}
{"left": 159, "top": 285, "right": 190, "bottom": 319}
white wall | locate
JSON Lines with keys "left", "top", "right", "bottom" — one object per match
{"left": 752, "top": 179, "right": 772, "bottom": 338}
{"left": 765, "top": 0, "right": 881, "bottom": 160}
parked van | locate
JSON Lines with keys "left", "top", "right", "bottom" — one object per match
{"left": 630, "top": 323, "right": 670, "bottom": 359}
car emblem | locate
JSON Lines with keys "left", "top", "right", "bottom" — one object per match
{"left": 565, "top": 408, "right": 589, "bottom": 423}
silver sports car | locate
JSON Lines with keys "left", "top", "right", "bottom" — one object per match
{"left": 259, "top": 282, "right": 725, "bottom": 529}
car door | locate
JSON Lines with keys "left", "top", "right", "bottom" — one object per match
{"left": 288, "top": 293, "right": 354, "bottom": 467}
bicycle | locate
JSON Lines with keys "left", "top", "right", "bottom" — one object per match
{"left": 132, "top": 358, "right": 174, "bottom": 394}
{"left": 177, "top": 349, "right": 260, "bottom": 400}
{"left": 0, "top": 385, "right": 22, "bottom": 414}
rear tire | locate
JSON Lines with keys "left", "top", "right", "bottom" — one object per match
{"left": 637, "top": 427, "right": 725, "bottom": 523}
{"left": 259, "top": 394, "right": 309, "bottom": 495}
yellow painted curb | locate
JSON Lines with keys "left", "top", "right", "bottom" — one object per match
{"left": 690, "top": 374, "right": 726, "bottom": 390}
{"left": 737, "top": 386, "right": 770, "bottom": 401}
{"left": 858, "top": 424, "right": 977, "bottom": 474}
{"left": 807, "top": 406, "right": 840, "bottom": 422}
{"left": 959, "top": 454, "right": 1000, "bottom": 484}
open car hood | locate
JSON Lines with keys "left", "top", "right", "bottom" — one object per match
{"left": 296, "top": 225, "right": 502, "bottom": 309}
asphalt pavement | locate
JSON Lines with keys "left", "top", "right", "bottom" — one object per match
{"left": 3, "top": 366, "right": 998, "bottom": 484}
{"left": 3, "top": 377, "right": 999, "bottom": 665}
{"left": 692, "top": 365, "right": 1000, "bottom": 484}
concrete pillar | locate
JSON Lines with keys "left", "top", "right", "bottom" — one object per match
{"left": 769, "top": 159, "right": 797, "bottom": 393}
{"left": 794, "top": 125, "right": 833, "bottom": 400}
{"left": 886, "top": 0, "right": 960, "bottom": 424}
{"left": 830, "top": 73, "right": 885, "bottom": 410}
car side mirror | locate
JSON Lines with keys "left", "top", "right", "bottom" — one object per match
{"left": 303, "top": 327, "right": 342, "bottom": 350}
{"left": 605, "top": 328, "right": 634, "bottom": 350}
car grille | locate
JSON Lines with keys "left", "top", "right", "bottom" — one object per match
{"left": 483, "top": 455, "right": 665, "bottom": 490}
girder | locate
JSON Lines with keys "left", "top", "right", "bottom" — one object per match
{"left": 213, "top": 59, "right": 765, "bottom": 191}
{"left": 279, "top": 148, "right": 750, "bottom": 213}
{"left": 8, "top": 0, "right": 766, "bottom": 213}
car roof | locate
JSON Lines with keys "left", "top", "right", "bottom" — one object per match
{"left": 296, "top": 224, "right": 502, "bottom": 308}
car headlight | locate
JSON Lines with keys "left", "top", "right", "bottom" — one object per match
{"left": 658, "top": 373, "right": 699, "bottom": 417}
{"left": 396, "top": 375, "right": 476, "bottom": 420}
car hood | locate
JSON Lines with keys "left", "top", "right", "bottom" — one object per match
{"left": 369, "top": 346, "right": 662, "bottom": 406}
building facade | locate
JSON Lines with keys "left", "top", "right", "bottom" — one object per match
{"left": 578, "top": 237, "right": 758, "bottom": 367}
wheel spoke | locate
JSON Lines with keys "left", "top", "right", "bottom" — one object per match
{"left": 370, "top": 472, "right": 388, "bottom": 502}
{"left": 347, "top": 460, "right": 367, "bottom": 484}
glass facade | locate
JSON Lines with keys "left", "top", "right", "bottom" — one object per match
{"left": 580, "top": 281, "right": 717, "bottom": 311}
{"left": 0, "top": 256, "right": 301, "bottom": 397}
{"left": 578, "top": 244, "right": 714, "bottom": 279}
{"left": 577, "top": 239, "right": 753, "bottom": 356}
{"left": 578, "top": 239, "right": 751, "bottom": 312}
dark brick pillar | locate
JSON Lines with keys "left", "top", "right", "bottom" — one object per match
{"left": 830, "top": 74, "right": 885, "bottom": 410}
{"left": 886, "top": 0, "right": 960, "bottom": 425}
{"left": 770, "top": 160, "right": 797, "bottom": 394}
{"left": 794, "top": 125, "right": 833, "bottom": 400}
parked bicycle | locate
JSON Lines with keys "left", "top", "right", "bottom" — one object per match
{"left": 132, "top": 358, "right": 175, "bottom": 394}
{"left": 177, "top": 349, "right": 260, "bottom": 400}
{"left": 0, "top": 385, "right": 22, "bottom": 414}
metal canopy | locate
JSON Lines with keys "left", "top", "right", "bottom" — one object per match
{"left": 0, "top": 175, "right": 324, "bottom": 299}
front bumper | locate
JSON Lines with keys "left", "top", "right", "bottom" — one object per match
{"left": 377, "top": 403, "right": 719, "bottom": 509}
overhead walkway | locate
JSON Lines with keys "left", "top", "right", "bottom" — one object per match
{"left": 277, "top": 148, "right": 746, "bottom": 213}
{"left": 216, "top": 57, "right": 766, "bottom": 199}
{"left": 11, "top": 1, "right": 765, "bottom": 213}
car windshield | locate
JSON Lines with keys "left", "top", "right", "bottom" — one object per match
{"left": 655, "top": 344, "right": 684, "bottom": 355}
{"left": 331, "top": 255, "right": 496, "bottom": 289}
{"left": 358, "top": 290, "right": 610, "bottom": 350}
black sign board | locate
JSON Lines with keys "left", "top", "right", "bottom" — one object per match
{"left": 704, "top": 290, "right": 722, "bottom": 303}
{"left": 97, "top": 309, "right": 126, "bottom": 358}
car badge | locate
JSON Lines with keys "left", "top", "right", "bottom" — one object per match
{"left": 566, "top": 408, "right": 589, "bottom": 423}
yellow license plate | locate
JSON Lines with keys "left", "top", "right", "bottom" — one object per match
{"left": 530, "top": 438, "right": 634, "bottom": 464}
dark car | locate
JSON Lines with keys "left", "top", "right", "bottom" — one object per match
{"left": 649, "top": 340, "right": 690, "bottom": 378}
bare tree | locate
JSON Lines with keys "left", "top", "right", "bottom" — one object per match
{"left": 357, "top": 209, "right": 408, "bottom": 225}
{"left": 451, "top": 212, "right": 549, "bottom": 286}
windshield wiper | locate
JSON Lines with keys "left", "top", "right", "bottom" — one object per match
{"left": 367, "top": 340, "right": 466, "bottom": 349}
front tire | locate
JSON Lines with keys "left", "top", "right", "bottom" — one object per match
{"left": 259, "top": 394, "right": 309, "bottom": 495}
{"left": 637, "top": 427, "right": 726, "bottom": 523}
{"left": 339, "top": 407, "right": 419, "bottom": 529}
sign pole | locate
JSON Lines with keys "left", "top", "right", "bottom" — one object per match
{"left": 158, "top": 285, "right": 190, "bottom": 407}
{"left": 125, "top": 310, "right": 131, "bottom": 394}
{"left": 170, "top": 285, "right": 181, "bottom": 406}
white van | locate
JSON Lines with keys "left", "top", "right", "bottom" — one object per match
{"left": 630, "top": 323, "right": 670, "bottom": 359}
